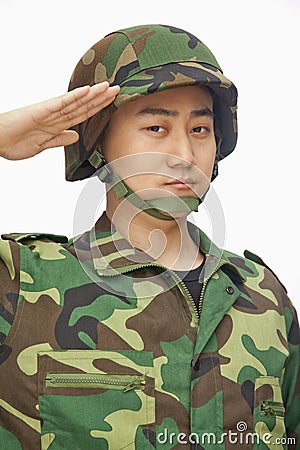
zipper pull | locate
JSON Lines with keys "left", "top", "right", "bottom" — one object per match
{"left": 123, "top": 380, "right": 144, "bottom": 392}
{"left": 260, "top": 401, "right": 285, "bottom": 417}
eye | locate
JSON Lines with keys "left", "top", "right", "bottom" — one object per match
{"left": 148, "top": 125, "right": 165, "bottom": 133}
{"left": 192, "top": 126, "right": 210, "bottom": 133}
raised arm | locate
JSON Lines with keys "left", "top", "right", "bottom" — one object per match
{"left": 0, "top": 82, "right": 119, "bottom": 160}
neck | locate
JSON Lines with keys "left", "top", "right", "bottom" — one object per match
{"left": 106, "top": 195, "right": 204, "bottom": 271}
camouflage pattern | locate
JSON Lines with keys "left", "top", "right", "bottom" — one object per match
{"left": 0, "top": 213, "right": 299, "bottom": 449}
{"left": 65, "top": 24, "right": 238, "bottom": 181}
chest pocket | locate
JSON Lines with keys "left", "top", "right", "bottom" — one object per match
{"left": 38, "top": 349, "right": 155, "bottom": 449}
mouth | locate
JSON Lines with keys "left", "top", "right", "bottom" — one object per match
{"left": 164, "top": 178, "right": 196, "bottom": 190}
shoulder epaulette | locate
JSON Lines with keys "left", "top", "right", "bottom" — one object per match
{"left": 244, "top": 249, "right": 287, "bottom": 293}
{"left": 1, "top": 232, "right": 68, "bottom": 244}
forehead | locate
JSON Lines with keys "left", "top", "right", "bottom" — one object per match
{"left": 115, "top": 85, "right": 213, "bottom": 117}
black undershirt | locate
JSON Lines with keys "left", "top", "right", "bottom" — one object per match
{"left": 173, "top": 261, "right": 205, "bottom": 311}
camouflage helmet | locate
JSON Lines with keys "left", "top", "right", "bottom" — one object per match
{"left": 65, "top": 24, "right": 238, "bottom": 181}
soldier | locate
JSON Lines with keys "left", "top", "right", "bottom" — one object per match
{"left": 0, "top": 24, "right": 299, "bottom": 450}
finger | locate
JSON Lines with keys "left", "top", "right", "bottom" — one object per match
{"left": 48, "top": 85, "right": 119, "bottom": 129}
{"left": 60, "top": 82, "right": 114, "bottom": 111}
{"left": 60, "top": 84, "right": 119, "bottom": 116}
{"left": 41, "top": 130, "right": 80, "bottom": 150}
{"left": 64, "top": 86, "right": 119, "bottom": 118}
{"left": 43, "top": 85, "right": 92, "bottom": 113}
{"left": 67, "top": 103, "right": 110, "bottom": 127}
{"left": 60, "top": 82, "right": 110, "bottom": 111}
{"left": 45, "top": 82, "right": 110, "bottom": 114}
{"left": 65, "top": 92, "right": 119, "bottom": 129}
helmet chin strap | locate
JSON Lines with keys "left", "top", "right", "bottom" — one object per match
{"left": 98, "top": 163, "right": 202, "bottom": 220}
{"left": 86, "top": 137, "right": 223, "bottom": 220}
{"left": 89, "top": 150, "right": 201, "bottom": 220}
{"left": 88, "top": 152, "right": 207, "bottom": 221}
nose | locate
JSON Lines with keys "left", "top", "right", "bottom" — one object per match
{"left": 165, "top": 132, "right": 196, "bottom": 168}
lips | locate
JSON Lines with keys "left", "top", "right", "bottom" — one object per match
{"left": 165, "top": 178, "right": 196, "bottom": 188}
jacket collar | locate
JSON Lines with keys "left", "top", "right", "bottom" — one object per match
{"left": 76, "top": 213, "right": 245, "bottom": 283}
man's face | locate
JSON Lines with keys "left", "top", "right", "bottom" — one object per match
{"left": 102, "top": 86, "right": 216, "bottom": 202}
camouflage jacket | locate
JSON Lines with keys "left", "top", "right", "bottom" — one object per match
{"left": 0, "top": 213, "right": 299, "bottom": 450}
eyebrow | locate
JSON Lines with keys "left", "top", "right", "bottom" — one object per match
{"left": 190, "top": 107, "right": 214, "bottom": 118}
{"left": 135, "top": 106, "right": 213, "bottom": 118}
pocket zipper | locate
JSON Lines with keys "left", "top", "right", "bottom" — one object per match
{"left": 260, "top": 401, "right": 285, "bottom": 417}
{"left": 46, "top": 373, "right": 145, "bottom": 392}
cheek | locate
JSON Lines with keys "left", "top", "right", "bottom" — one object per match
{"left": 110, "top": 154, "right": 167, "bottom": 184}
{"left": 195, "top": 145, "right": 216, "bottom": 172}
{"left": 103, "top": 128, "right": 145, "bottom": 163}
{"left": 102, "top": 140, "right": 129, "bottom": 164}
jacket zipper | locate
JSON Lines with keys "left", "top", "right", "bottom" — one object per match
{"left": 46, "top": 373, "right": 145, "bottom": 392}
{"left": 167, "top": 270, "right": 200, "bottom": 320}
{"left": 260, "top": 401, "right": 285, "bottom": 417}
{"left": 198, "top": 260, "right": 226, "bottom": 319}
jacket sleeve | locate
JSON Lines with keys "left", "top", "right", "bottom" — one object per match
{"left": 0, "top": 237, "right": 20, "bottom": 345}
{"left": 282, "top": 292, "right": 300, "bottom": 448}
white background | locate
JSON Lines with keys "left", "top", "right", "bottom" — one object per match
{"left": 0, "top": 0, "right": 299, "bottom": 313}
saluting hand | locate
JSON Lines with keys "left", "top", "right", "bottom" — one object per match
{"left": 0, "top": 82, "right": 119, "bottom": 160}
